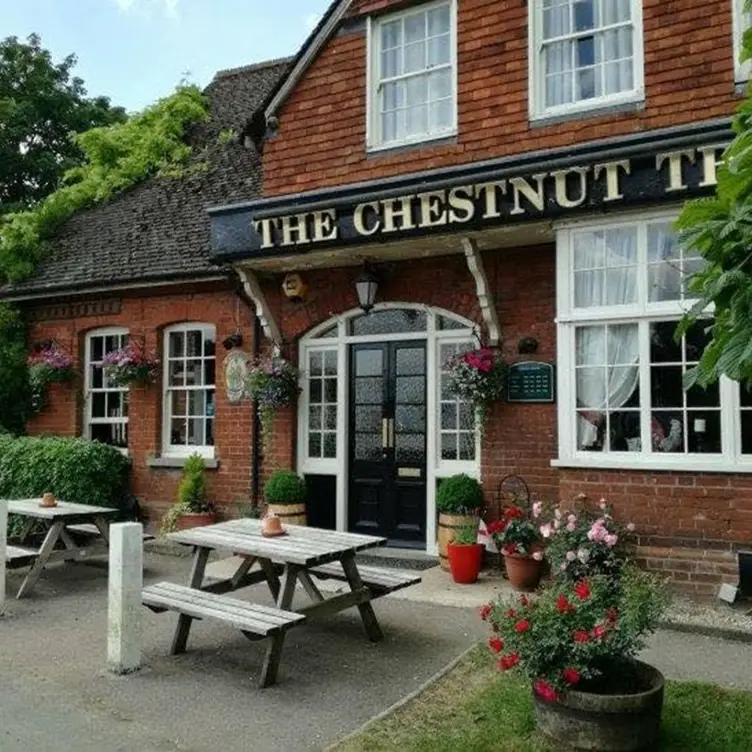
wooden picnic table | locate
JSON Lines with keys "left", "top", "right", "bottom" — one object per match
{"left": 4, "top": 499, "right": 117, "bottom": 598}
{"left": 142, "top": 518, "right": 422, "bottom": 688}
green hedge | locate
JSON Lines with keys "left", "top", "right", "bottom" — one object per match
{"left": 0, "top": 435, "right": 130, "bottom": 509}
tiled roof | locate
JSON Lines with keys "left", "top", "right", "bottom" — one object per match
{"left": 1, "top": 58, "right": 291, "bottom": 298}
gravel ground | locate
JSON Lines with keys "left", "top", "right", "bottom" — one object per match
{"left": 662, "top": 595, "right": 752, "bottom": 639}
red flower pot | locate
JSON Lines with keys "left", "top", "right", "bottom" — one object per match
{"left": 448, "top": 542, "right": 484, "bottom": 584}
{"left": 175, "top": 511, "right": 217, "bottom": 531}
{"left": 503, "top": 551, "right": 544, "bottom": 592}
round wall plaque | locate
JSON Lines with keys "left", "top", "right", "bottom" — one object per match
{"left": 224, "top": 350, "right": 251, "bottom": 404}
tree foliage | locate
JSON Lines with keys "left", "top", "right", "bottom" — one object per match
{"left": 0, "top": 34, "right": 126, "bottom": 215}
{"left": 677, "top": 0, "right": 752, "bottom": 387}
{"left": 0, "top": 303, "right": 29, "bottom": 435}
{"left": 0, "top": 82, "right": 208, "bottom": 283}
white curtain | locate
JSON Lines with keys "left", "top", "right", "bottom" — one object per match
{"left": 542, "top": 0, "right": 633, "bottom": 106}
{"left": 574, "top": 228, "right": 637, "bottom": 308}
{"left": 577, "top": 325, "right": 639, "bottom": 450}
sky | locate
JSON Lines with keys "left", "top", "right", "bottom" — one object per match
{"left": 2, "top": 0, "right": 332, "bottom": 112}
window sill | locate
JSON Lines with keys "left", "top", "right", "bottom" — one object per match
{"left": 529, "top": 97, "right": 644, "bottom": 129}
{"left": 147, "top": 456, "right": 220, "bottom": 470}
{"left": 551, "top": 456, "right": 752, "bottom": 475}
{"left": 366, "top": 130, "right": 458, "bottom": 157}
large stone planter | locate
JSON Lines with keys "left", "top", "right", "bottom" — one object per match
{"left": 533, "top": 660, "right": 664, "bottom": 751}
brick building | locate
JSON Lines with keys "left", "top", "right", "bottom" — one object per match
{"left": 4, "top": 0, "right": 752, "bottom": 593}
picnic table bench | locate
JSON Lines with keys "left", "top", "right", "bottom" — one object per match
{"left": 144, "top": 518, "right": 421, "bottom": 688}
{"left": 3, "top": 499, "right": 118, "bottom": 598}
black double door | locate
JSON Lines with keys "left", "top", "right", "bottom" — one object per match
{"left": 349, "top": 341, "right": 427, "bottom": 545}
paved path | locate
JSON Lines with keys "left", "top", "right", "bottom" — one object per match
{"left": 1, "top": 552, "right": 751, "bottom": 751}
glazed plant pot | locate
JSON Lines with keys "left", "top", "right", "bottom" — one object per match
{"left": 533, "top": 660, "right": 665, "bottom": 751}
{"left": 175, "top": 511, "right": 217, "bottom": 531}
{"left": 503, "top": 551, "right": 544, "bottom": 592}
{"left": 447, "top": 542, "right": 484, "bottom": 584}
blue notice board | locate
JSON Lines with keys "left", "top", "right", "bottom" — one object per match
{"left": 507, "top": 361, "right": 555, "bottom": 403}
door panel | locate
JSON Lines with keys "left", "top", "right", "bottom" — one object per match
{"left": 349, "top": 341, "right": 427, "bottom": 544}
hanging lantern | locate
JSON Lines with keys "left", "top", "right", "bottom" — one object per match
{"left": 355, "top": 264, "right": 379, "bottom": 313}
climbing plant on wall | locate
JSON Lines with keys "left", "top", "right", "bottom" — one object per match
{"left": 0, "top": 84, "right": 209, "bottom": 283}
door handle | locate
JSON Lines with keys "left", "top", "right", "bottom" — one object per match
{"left": 382, "top": 418, "right": 389, "bottom": 450}
{"left": 388, "top": 418, "right": 395, "bottom": 449}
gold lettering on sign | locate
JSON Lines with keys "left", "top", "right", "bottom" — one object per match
{"left": 655, "top": 149, "right": 696, "bottom": 193}
{"left": 353, "top": 202, "right": 381, "bottom": 236}
{"left": 253, "top": 218, "right": 278, "bottom": 249}
{"left": 697, "top": 144, "right": 726, "bottom": 188}
{"left": 510, "top": 173, "right": 547, "bottom": 215}
{"left": 312, "top": 209, "right": 338, "bottom": 242}
{"left": 281, "top": 213, "right": 311, "bottom": 246}
{"left": 475, "top": 181, "right": 507, "bottom": 219}
{"left": 382, "top": 195, "right": 416, "bottom": 232}
{"left": 417, "top": 191, "right": 448, "bottom": 228}
{"left": 551, "top": 166, "right": 590, "bottom": 209}
{"left": 448, "top": 185, "right": 475, "bottom": 223}
{"left": 593, "top": 160, "right": 631, "bottom": 202}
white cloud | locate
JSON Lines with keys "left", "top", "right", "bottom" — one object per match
{"left": 304, "top": 12, "right": 322, "bottom": 32}
{"left": 112, "top": 0, "right": 180, "bottom": 20}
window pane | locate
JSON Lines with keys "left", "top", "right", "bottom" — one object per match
{"left": 649, "top": 264, "right": 681, "bottom": 302}
{"left": 350, "top": 309, "right": 427, "bottom": 335}
{"left": 427, "top": 35, "right": 450, "bottom": 67}
{"left": 441, "top": 432, "right": 457, "bottom": 460}
{"left": 441, "top": 402, "right": 458, "bottom": 430}
{"left": 206, "top": 418, "right": 215, "bottom": 446}
{"left": 309, "top": 433, "right": 322, "bottom": 458}
{"left": 92, "top": 393, "right": 106, "bottom": 419}
{"left": 323, "top": 405, "right": 337, "bottom": 430}
{"left": 169, "top": 331, "right": 184, "bottom": 358}
{"left": 188, "top": 391, "right": 206, "bottom": 417}
{"left": 650, "top": 322, "right": 682, "bottom": 363}
{"left": 309, "top": 379, "right": 322, "bottom": 403}
{"left": 309, "top": 406, "right": 322, "bottom": 431}
{"left": 324, "top": 378, "right": 337, "bottom": 402}
{"left": 169, "top": 361, "right": 184, "bottom": 386}
{"left": 171, "top": 391, "right": 187, "bottom": 416}
{"left": 651, "top": 366, "right": 684, "bottom": 409}
{"left": 742, "top": 411, "right": 752, "bottom": 454}
{"left": 574, "top": 0, "right": 595, "bottom": 31}
{"left": 356, "top": 349, "right": 383, "bottom": 377}
{"left": 171, "top": 418, "right": 187, "bottom": 445}
{"left": 381, "top": 19, "right": 402, "bottom": 50}
{"left": 188, "top": 418, "right": 205, "bottom": 446}
{"left": 651, "top": 413, "right": 684, "bottom": 453}
{"left": 90, "top": 336, "right": 104, "bottom": 362}
{"left": 92, "top": 366, "right": 103, "bottom": 390}
{"left": 688, "top": 412, "right": 721, "bottom": 453}
{"left": 459, "top": 432, "right": 475, "bottom": 460}
{"left": 405, "top": 12, "right": 426, "bottom": 44}
{"left": 427, "top": 5, "right": 450, "bottom": 35}
{"left": 381, "top": 48, "right": 400, "bottom": 78}
{"left": 356, "top": 406, "right": 382, "bottom": 432}
{"left": 185, "top": 359, "right": 203, "bottom": 386}
{"left": 323, "top": 433, "right": 337, "bottom": 459}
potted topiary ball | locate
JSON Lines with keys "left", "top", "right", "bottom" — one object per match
{"left": 264, "top": 470, "right": 307, "bottom": 526}
{"left": 437, "top": 474, "right": 483, "bottom": 571}
{"left": 161, "top": 454, "right": 216, "bottom": 533}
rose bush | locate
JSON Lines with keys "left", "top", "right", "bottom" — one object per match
{"left": 487, "top": 503, "right": 542, "bottom": 558}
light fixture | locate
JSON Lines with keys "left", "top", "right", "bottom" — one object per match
{"left": 355, "top": 264, "right": 379, "bottom": 314}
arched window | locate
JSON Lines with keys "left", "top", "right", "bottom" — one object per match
{"left": 84, "top": 327, "right": 129, "bottom": 450}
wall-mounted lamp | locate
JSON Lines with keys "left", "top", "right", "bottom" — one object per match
{"left": 355, "top": 264, "right": 379, "bottom": 314}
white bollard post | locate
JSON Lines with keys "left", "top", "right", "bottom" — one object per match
{"left": 107, "top": 522, "right": 143, "bottom": 674}
{"left": 0, "top": 500, "right": 7, "bottom": 616}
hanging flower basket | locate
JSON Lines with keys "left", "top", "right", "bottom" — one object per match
{"left": 102, "top": 344, "right": 159, "bottom": 387}
{"left": 246, "top": 357, "right": 300, "bottom": 451}
{"left": 28, "top": 346, "right": 75, "bottom": 414}
{"left": 445, "top": 347, "right": 506, "bottom": 429}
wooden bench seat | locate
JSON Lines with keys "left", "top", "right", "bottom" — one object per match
{"left": 5, "top": 545, "right": 38, "bottom": 568}
{"left": 310, "top": 562, "right": 422, "bottom": 596}
{"left": 67, "top": 523, "right": 155, "bottom": 542}
{"left": 142, "top": 581, "right": 305, "bottom": 687}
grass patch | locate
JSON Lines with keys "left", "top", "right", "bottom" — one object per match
{"left": 335, "top": 646, "right": 752, "bottom": 751}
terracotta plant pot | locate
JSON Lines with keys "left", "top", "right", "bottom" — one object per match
{"left": 533, "top": 660, "right": 665, "bottom": 751}
{"left": 503, "top": 551, "right": 544, "bottom": 592}
{"left": 447, "top": 542, "right": 484, "bottom": 584}
{"left": 438, "top": 513, "right": 479, "bottom": 571}
{"left": 40, "top": 492, "right": 57, "bottom": 508}
{"left": 175, "top": 511, "right": 217, "bottom": 531}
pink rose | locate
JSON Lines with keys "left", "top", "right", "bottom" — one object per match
{"left": 554, "top": 508, "right": 562, "bottom": 520}
{"left": 605, "top": 534, "right": 618, "bottom": 548}
{"left": 540, "top": 523, "right": 553, "bottom": 539}
{"left": 532, "top": 551, "right": 544, "bottom": 561}
{"left": 565, "top": 551, "right": 577, "bottom": 562}
{"left": 599, "top": 499, "right": 607, "bottom": 510}
{"left": 532, "top": 502, "right": 542, "bottom": 519}
{"left": 566, "top": 521, "right": 576, "bottom": 532}
{"left": 567, "top": 514, "right": 577, "bottom": 524}
{"left": 627, "top": 523, "right": 636, "bottom": 532}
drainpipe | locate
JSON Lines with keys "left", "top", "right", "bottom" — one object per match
{"left": 251, "top": 315, "right": 262, "bottom": 508}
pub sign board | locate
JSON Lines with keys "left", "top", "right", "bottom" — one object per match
{"left": 209, "top": 121, "right": 733, "bottom": 262}
{"left": 507, "top": 361, "right": 555, "bottom": 404}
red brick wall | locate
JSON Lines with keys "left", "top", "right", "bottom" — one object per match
{"left": 264, "top": 0, "right": 739, "bottom": 195}
{"left": 25, "top": 286, "right": 256, "bottom": 522}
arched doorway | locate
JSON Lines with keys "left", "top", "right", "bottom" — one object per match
{"left": 298, "top": 303, "right": 480, "bottom": 553}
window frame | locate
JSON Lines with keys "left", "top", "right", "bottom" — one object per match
{"left": 83, "top": 326, "right": 130, "bottom": 453}
{"left": 734, "top": 0, "right": 751, "bottom": 83}
{"left": 366, "top": 0, "right": 458, "bottom": 152}
{"left": 162, "top": 322, "right": 217, "bottom": 459}
{"left": 554, "top": 208, "right": 750, "bottom": 472}
{"left": 528, "top": 0, "right": 645, "bottom": 122}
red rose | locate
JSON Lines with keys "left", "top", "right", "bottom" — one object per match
{"left": 479, "top": 604, "right": 492, "bottom": 621}
{"left": 487, "top": 520, "right": 504, "bottom": 536}
{"left": 534, "top": 679, "right": 559, "bottom": 703}
{"left": 573, "top": 630, "right": 590, "bottom": 644}
{"left": 488, "top": 637, "right": 504, "bottom": 654}
{"left": 502, "top": 544, "right": 518, "bottom": 556}
{"left": 591, "top": 624, "right": 608, "bottom": 640}
{"left": 506, "top": 608, "right": 517, "bottom": 619}
{"left": 562, "top": 667, "right": 581, "bottom": 686}
{"left": 574, "top": 580, "right": 591, "bottom": 601}
{"left": 556, "top": 595, "right": 574, "bottom": 614}
{"left": 498, "top": 652, "right": 520, "bottom": 671}
{"left": 514, "top": 620, "right": 531, "bottom": 633}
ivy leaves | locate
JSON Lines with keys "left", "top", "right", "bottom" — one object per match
{"left": 0, "top": 84, "right": 208, "bottom": 283}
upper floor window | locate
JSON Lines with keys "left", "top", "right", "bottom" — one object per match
{"left": 529, "top": 0, "right": 644, "bottom": 121}
{"left": 84, "top": 328, "right": 129, "bottom": 450}
{"left": 163, "top": 323, "right": 216, "bottom": 458}
{"left": 734, "top": 0, "right": 751, "bottom": 82}
{"left": 367, "top": 0, "right": 457, "bottom": 151}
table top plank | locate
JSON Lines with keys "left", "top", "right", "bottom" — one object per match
{"left": 168, "top": 519, "right": 386, "bottom": 566}
{"left": 4, "top": 499, "right": 118, "bottom": 520}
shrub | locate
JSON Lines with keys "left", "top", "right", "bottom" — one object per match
{"left": 0, "top": 304, "right": 29, "bottom": 434}
{"left": 437, "top": 474, "right": 484, "bottom": 515}
{"left": 487, "top": 504, "right": 542, "bottom": 557}
{"left": 177, "top": 454, "right": 210, "bottom": 513}
{"left": 264, "top": 470, "right": 306, "bottom": 506}
{"left": 0, "top": 434, "right": 130, "bottom": 509}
